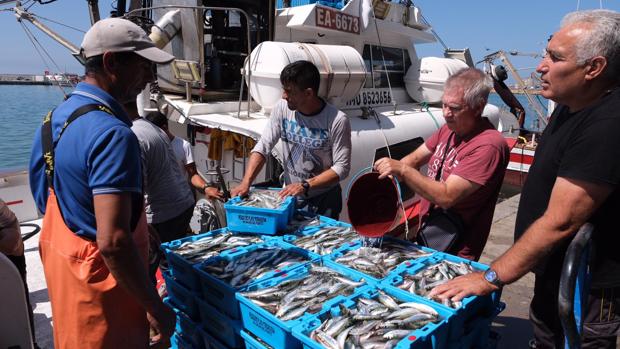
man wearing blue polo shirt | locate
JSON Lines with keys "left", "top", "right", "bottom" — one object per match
{"left": 29, "top": 18, "right": 175, "bottom": 348}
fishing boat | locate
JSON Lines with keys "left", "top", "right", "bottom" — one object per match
{"left": 139, "top": 0, "right": 521, "bottom": 225}
{"left": 0, "top": 1, "right": 523, "bottom": 347}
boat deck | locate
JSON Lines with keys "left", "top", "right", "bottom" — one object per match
{"left": 23, "top": 196, "right": 538, "bottom": 348}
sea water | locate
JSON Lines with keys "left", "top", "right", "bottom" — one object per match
{"left": 488, "top": 93, "right": 549, "bottom": 132}
{"left": 0, "top": 85, "right": 547, "bottom": 170}
{"left": 0, "top": 85, "right": 68, "bottom": 170}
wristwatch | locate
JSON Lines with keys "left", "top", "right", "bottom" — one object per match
{"left": 483, "top": 268, "right": 503, "bottom": 288}
{"left": 301, "top": 180, "right": 310, "bottom": 196}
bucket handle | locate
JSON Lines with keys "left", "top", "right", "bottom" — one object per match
{"left": 345, "top": 166, "right": 410, "bottom": 240}
{"left": 344, "top": 166, "right": 403, "bottom": 202}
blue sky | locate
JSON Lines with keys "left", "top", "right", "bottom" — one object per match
{"left": 1, "top": 0, "right": 618, "bottom": 77}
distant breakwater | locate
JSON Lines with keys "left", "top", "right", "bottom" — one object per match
{"left": 0, "top": 73, "right": 77, "bottom": 86}
{"left": 0, "top": 80, "right": 55, "bottom": 86}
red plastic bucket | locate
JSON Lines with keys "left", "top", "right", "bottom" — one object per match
{"left": 346, "top": 171, "right": 402, "bottom": 237}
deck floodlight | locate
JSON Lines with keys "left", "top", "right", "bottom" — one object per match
{"left": 171, "top": 60, "right": 201, "bottom": 102}
{"left": 171, "top": 59, "right": 201, "bottom": 82}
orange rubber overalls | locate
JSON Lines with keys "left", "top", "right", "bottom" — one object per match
{"left": 39, "top": 189, "right": 150, "bottom": 348}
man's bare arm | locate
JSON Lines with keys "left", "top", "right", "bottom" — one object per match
{"left": 94, "top": 193, "right": 174, "bottom": 336}
{"left": 374, "top": 157, "right": 480, "bottom": 209}
{"left": 186, "top": 162, "right": 223, "bottom": 200}
{"left": 429, "top": 177, "right": 613, "bottom": 301}
{"left": 280, "top": 168, "right": 340, "bottom": 198}
{"left": 492, "top": 177, "right": 611, "bottom": 284}
{"left": 400, "top": 143, "right": 433, "bottom": 169}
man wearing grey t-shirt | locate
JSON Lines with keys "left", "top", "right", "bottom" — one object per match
{"left": 231, "top": 61, "right": 351, "bottom": 218}
{"left": 127, "top": 104, "right": 195, "bottom": 243}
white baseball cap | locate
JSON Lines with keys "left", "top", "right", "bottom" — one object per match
{"left": 80, "top": 17, "right": 174, "bottom": 64}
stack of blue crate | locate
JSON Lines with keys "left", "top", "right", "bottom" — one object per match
{"left": 162, "top": 188, "right": 503, "bottom": 349}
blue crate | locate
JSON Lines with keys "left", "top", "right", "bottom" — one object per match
{"left": 292, "top": 284, "right": 450, "bottom": 349}
{"left": 236, "top": 262, "right": 367, "bottom": 349}
{"left": 381, "top": 236, "right": 437, "bottom": 260}
{"left": 164, "top": 298, "right": 204, "bottom": 349}
{"left": 326, "top": 237, "right": 431, "bottom": 283}
{"left": 197, "top": 326, "right": 230, "bottom": 349}
{"left": 171, "top": 332, "right": 197, "bottom": 349}
{"left": 265, "top": 237, "right": 326, "bottom": 261}
{"left": 446, "top": 313, "right": 494, "bottom": 349}
{"left": 311, "top": 214, "right": 350, "bottom": 227}
{"left": 194, "top": 243, "right": 314, "bottom": 319}
{"left": 240, "top": 330, "right": 272, "bottom": 349}
{"left": 321, "top": 258, "right": 379, "bottom": 286}
{"left": 196, "top": 297, "right": 244, "bottom": 348}
{"left": 193, "top": 244, "right": 262, "bottom": 319}
{"left": 161, "top": 228, "right": 261, "bottom": 291}
{"left": 383, "top": 252, "right": 503, "bottom": 341}
{"left": 163, "top": 272, "right": 201, "bottom": 321}
{"left": 280, "top": 223, "right": 361, "bottom": 258}
{"left": 224, "top": 188, "right": 296, "bottom": 235}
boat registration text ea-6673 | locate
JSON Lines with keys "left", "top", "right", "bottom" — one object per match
{"left": 315, "top": 5, "right": 360, "bottom": 34}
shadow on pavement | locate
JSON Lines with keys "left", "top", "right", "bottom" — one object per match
{"left": 492, "top": 315, "right": 533, "bottom": 349}
{"left": 30, "top": 288, "right": 53, "bottom": 349}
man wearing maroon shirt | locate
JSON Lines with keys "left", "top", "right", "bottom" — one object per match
{"left": 374, "top": 67, "right": 509, "bottom": 261}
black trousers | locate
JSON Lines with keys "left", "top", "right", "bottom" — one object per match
{"left": 303, "top": 184, "right": 343, "bottom": 219}
{"left": 151, "top": 204, "right": 194, "bottom": 244}
{"left": 150, "top": 204, "right": 194, "bottom": 278}
{"left": 530, "top": 270, "right": 620, "bottom": 348}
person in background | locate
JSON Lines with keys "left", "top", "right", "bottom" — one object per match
{"left": 0, "top": 199, "right": 39, "bottom": 349}
{"left": 429, "top": 10, "right": 620, "bottom": 348}
{"left": 231, "top": 60, "right": 352, "bottom": 219}
{"left": 145, "top": 111, "right": 223, "bottom": 201}
{"left": 29, "top": 18, "right": 175, "bottom": 348}
{"left": 374, "top": 67, "right": 509, "bottom": 261}
{"left": 128, "top": 106, "right": 196, "bottom": 244}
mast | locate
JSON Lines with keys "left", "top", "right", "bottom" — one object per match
{"left": 87, "top": 0, "right": 100, "bottom": 25}
{"left": 13, "top": 4, "right": 83, "bottom": 63}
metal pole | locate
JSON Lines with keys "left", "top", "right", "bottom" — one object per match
{"left": 196, "top": 7, "right": 205, "bottom": 102}
{"left": 185, "top": 82, "right": 192, "bottom": 102}
{"left": 14, "top": 6, "right": 80, "bottom": 55}
{"left": 116, "top": 0, "right": 127, "bottom": 16}
{"left": 87, "top": 0, "right": 100, "bottom": 25}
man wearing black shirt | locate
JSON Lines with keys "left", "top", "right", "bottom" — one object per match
{"left": 429, "top": 9, "right": 620, "bottom": 348}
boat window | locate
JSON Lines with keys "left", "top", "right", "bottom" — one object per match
{"left": 372, "top": 46, "right": 404, "bottom": 71}
{"left": 373, "top": 136, "right": 425, "bottom": 201}
{"left": 362, "top": 44, "right": 411, "bottom": 89}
